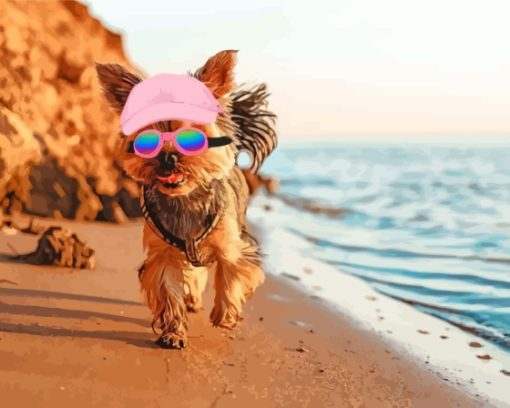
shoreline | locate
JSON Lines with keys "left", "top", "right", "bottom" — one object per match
{"left": 0, "top": 216, "right": 500, "bottom": 406}
{"left": 249, "top": 198, "right": 510, "bottom": 407}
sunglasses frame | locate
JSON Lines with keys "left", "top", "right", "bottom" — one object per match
{"left": 128, "top": 127, "right": 233, "bottom": 158}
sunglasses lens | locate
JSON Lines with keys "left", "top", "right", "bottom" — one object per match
{"left": 175, "top": 129, "right": 206, "bottom": 153}
{"left": 134, "top": 132, "right": 160, "bottom": 156}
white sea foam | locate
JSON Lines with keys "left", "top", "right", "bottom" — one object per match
{"left": 249, "top": 196, "right": 510, "bottom": 407}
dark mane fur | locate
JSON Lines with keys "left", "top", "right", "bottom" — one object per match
{"left": 144, "top": 180, "right": 225, "bottom": 241}
{"left": 229, "top": 83, "right": 277, "bottom": 173}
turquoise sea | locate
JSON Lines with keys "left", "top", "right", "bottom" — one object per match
{"left": 259, "top": 140, "right": 510, "bottom": 351}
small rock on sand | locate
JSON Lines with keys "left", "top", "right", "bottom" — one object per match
{"left": 469, "top": 341, "right": 483, "bottom": 348}
{"left": 501, "top": 370, "right": 510, "bottom": 377}
{"left": 417, "top": 330, "right": 429, "bottom": 335}
{"left": 296, "top": 346, "right": 309, "bottom": 353}
{"left": 476, "top": 354, "right": 492, "bottom": 361}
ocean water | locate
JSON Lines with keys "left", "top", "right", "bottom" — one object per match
{"left": 258, "top": 141, "right": 510, "bottom": 351}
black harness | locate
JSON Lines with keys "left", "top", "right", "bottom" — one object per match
{"left": 140, "top": 185, "right": 220, "bottom": 267}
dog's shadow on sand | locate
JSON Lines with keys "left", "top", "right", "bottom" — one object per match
{"left": 0, "top": 287, "right": 157, "bottom": 350}
{"left": 0, "top": 321, "right": 157, "bottom": 349}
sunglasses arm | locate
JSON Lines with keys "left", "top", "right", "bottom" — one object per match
{"left": 207, "top": 136, "right": 233, "bottom": 147}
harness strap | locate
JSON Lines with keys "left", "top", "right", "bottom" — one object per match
{"left": 141, "top": 185, "right": 220, "bottom": 267}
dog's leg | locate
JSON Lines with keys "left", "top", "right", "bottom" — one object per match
{"left": 183, "top": 265, "right": 208, "bottom": 312}
{"left": 210, "top": 239, "right": 265, "bottom": 328}
{"left": 140, "top": 254, "right": 188, "bottom": 349}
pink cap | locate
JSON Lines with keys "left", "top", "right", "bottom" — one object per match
{"left": 120, "top": 73, "right": 223, "bottom": 135}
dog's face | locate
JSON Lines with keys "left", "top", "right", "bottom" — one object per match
{"left": 96, "top": 51, "right": 238, "bottom": 196}
{"left": 120, "top": 120, "right": 235, "bottom": 196}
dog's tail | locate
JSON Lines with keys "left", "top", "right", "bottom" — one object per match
{"left": 230, "top": 83, "right": 277, "bottom": 173}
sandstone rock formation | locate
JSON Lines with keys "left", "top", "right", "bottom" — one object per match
{"left": 0, "top": 0, "right": 143, "bottom": 224}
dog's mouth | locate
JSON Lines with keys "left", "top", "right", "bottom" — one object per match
{"left": 155, "top": 172, "right": 186, "bottom": 188}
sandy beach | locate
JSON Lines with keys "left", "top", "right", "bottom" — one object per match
{"left": 0, "top": 216, "right": 483, "bottom": 407}
{"left": 0, "top": 1, "right": 508, "bottom": 407}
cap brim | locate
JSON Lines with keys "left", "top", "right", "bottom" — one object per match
{"left": 121, "top": 102, "right": 219, "bottom": 135}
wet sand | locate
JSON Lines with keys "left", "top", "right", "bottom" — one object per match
{"left": 0, "top": 218, "right": 480, "bottom": 407}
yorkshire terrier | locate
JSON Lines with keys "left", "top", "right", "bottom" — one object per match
{"left": 96, "top": 50, "right": 277, "bottom": 349}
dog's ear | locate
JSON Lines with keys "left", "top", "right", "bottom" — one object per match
{"left": 95, "top": 63, "right": 143, "bottom": 113}
{"left": 194, "top": 50, "right": 237, "bottom": 98}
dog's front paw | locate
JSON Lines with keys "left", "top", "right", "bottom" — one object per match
{"left": 185, "top": 295, "right": 203, "bottom": 313}
{"left": 210, "top": 305, "right": 239, "bottom": 329}
{"left": 155, "top": 333, "right": 187, "bottom": 350}
{"left": 186, "top": 303, "right": 203, "bottom": 313}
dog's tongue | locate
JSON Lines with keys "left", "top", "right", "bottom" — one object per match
{"left": 157, "top": 173, "right": 183, "bottom": 184}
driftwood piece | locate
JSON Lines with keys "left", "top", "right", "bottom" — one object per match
{"left": 13, "top": 226, "right": 95, "bottom": 269}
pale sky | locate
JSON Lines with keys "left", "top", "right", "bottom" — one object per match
{"left": 83, "top": 0, "right": 510, "bottom": 138}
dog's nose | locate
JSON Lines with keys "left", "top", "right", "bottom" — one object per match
{"left": 159, "top": 151, "right": 178, "bottom": 171}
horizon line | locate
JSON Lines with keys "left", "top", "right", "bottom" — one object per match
{"left": 280, "top": 132, "right": 510, "bottom": 138}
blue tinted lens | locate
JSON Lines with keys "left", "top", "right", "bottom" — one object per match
{"left": 134, "top": 132, "right": 160, "bottom": 156}
{"left": 175, "top": 129, "right": 206, "bottom": 152}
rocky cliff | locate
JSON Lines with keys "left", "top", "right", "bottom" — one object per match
{"left": 0, "top": 0, "right": 142, "bottom": 224}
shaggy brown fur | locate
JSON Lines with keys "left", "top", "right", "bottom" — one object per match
{"left": 96, "top": 50, "right": 277, "bottom": 349}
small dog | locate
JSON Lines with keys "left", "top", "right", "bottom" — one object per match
{"left": 96, "top": 50, "right": 277, "bottom": 349}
